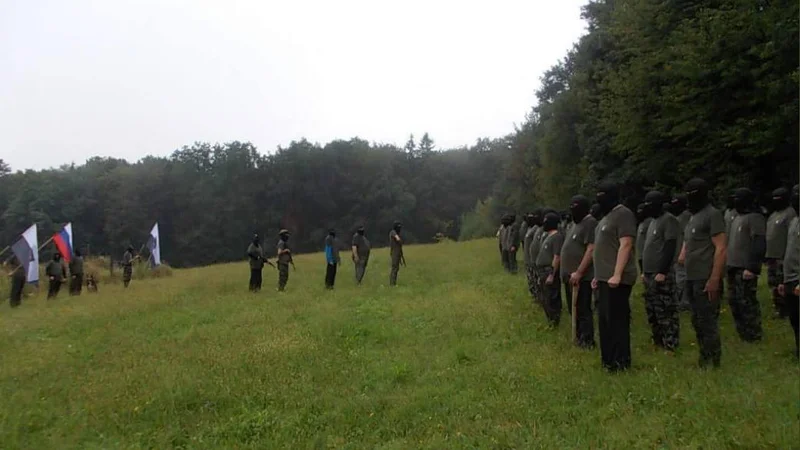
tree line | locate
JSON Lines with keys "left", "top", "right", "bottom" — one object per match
{"left": 0, "top": 135, "right": 510, "bottom": 268}
{"left": 460, "top": 0, "right": 798, "bottom": 238}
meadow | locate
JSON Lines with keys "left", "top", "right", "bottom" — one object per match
{"left": 0, "top": 239, "right": 797, "bottom": 449}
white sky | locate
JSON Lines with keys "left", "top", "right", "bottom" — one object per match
{"left": 1, "top": 0, "right": 587, "bottom": 170}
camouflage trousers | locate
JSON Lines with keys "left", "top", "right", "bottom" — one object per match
{"left": 686, "top": 279, "right": 722, "bottom": 368}
{"left": 767, "top": 260, "right": 786, "bottom": 318}
{"left": 726, "top": 268, "right": 762, "bottom": 342}
{"left": 643, "top": 273, "right": 679, "bottom": 351}
{"left": 123, "top": 265, "right": 133, "bottom": 287}
{"left": 278, "top": 263, "right": 289, "bottom": 291}
{"left": 538, "top": 266, "right": 561, "bottom": 326}
{"left": 525, "top": 264, "right": 536, "bottom": 299}
{"left": 532, "top": 265, "right": 545, "bottom": 305}
{"left": 674, "top": 263, "right": 690, "bottom": 311}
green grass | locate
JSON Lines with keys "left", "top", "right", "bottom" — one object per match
{"left": 1, "top": 239, "right": 797, "bottom": 449}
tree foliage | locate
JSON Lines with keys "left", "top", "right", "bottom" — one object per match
{"left": 0, "top": 137, "right": 510, "bottom": 267}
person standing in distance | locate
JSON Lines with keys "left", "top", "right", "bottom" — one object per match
{"left": 69, "top": 249, "right": 84, "bottom": 296}
{"left": 8, "top": 258, "right": 26, "bottom": 307}
{"left": 352, "top": 226, "right": 371, "bottom": 285}
{"left": 389, "top": 222, "right": 404, "bottom": 286}
{"left": 725, "top": 187, "right": 766, "bottom": 342}
{"left": 506, "top": 214, "right": 521, "bottom": 274}
{"left": 523, "top": 213, "right": 539, "bottom": 301}
{"left": 324, "top": 229, "right": 340, "bottom": 289}
{"left": 277, "top": 230, "right": 292, "bottom": 292}
{"left": 46, "top": 253, "right": 67, "bottom": 299}
{"left": 537, "top": 212, "right": 564, "bottom": 327}
{"left": 592, "top": 181, "right": 637, "bottom": 372}
{"left": 247, "top": 233, "right": 265, "bottom": 292}
{"left": 636, "top": 202, "right": 653, "bottom": 276}
{"left": 678, "top": 178, "right": 726, "bottom": 368}
{"left": 561, "top": 195, "right": 597, "bottom": 348}
{"left": 777, "top": 185, "right": 800, "bottom": 358}
{"left": 641, "top": 191, "right": 681, "bottom": 352}
{"left": 122, "top": 246, "right": 135, "bottom": 288}
{"left": 766, "top": 187, "right": 797, "bottom": 319}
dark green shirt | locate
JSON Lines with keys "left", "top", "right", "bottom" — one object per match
{"left": 766, "top": 207, "right": 797, "bottom": 259}
{"left": 636, "top": 217, "right": 653, "bottom": 262}
{"left": 277, "top": 240, "right": 291, "bottom": 264}
{"left": 642, "top": 213, "right": 679, "bottom": 274}
{"left": 247, "top": 243, "right": 264, "bottom": 269}
{"left": 783, "top": 217, "right": 799, "bottom": 283}
{"left": 593, "top": 204, "right": 638, "bottom": 285}
{"left": 46, "top": 260, "right": 65, "bottom": 278}
{"left": 726, "top": 212, "right": 766, "bottom": 270}
{"left": 352, "top": 234, "right": 371, "bottom": 259}
{"left": 527, "top": 227, "right": 545, "bottom": 265}
{"left": 684, "top": 204, "right": 725, "bottom": 281}
{"left": 536, "top": 231, "right": 563, "bottom": 267}
{"left": 389, "top": 230, "right": 403, "bottom": 258}
{"left": 69, "top": 256, "right": 84, "bottom": 276}
{"left": 504, "top": 223, "right": 520, "bottom": 251}
{"left": 560, "top": 215, "right": 597, "bottom": 280}
{"left": 724, "top": 209, "right": 738, "bottom": 242}
{"left": 499, "top": 226, "right": 509, "bottom": 250}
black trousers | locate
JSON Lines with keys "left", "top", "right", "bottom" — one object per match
{"left": 596, "top": 282, "right": 632, "bottom": 372}
{"left": 10, "top": 276, "right": 25, "bottom": 307}
{"left": 564, "top": 279, "right": 595, "bottom": 348}
{"left": 354, "top": 259, "right": 368, "bottom": 284}
{"left": 249, "top": 268, "right": 262, "bottom": 292}
{"left": 786, "top": 281, "right": 799, "bottom": 357}
{"left": 507, "top": 250, "right": 518, "bottom": 274}
{"left": 539, "top": 267, "right": 561, "bottom": 326}
{"left": 325, "top": 263, "right": 337, "bottom": 289}
{"left": 69, "top": 274, "right": 83, "bottom": 296}
{"left": 501, "top": 250, "right": 510, "bottom": 271}
{"left": 47, "top": 279, "right": 62, "bottom": 299}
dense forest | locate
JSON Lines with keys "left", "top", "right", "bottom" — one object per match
{"left": 2, "top": 0, "right": 798, "bottom": 267}
{"left": 0, "top": 135, "right": 510, "bottom": 267}
{"left": 460, "top": 0, "right": 798, "bottom": 238}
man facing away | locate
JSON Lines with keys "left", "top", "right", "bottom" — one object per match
{"left": 324, "top": 229, "right": 340, "bottom": 289}
{"left": 766, "top": 187, "right": 797, "bottom": 319}
{"left": 389, "top": 221, "right": 404, "bottom": 286}
{"left": 69, "top": 249, "right": 84, "bottom": 296}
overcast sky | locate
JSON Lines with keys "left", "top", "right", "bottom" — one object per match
{"left": 1, "top": 0, "right": 587, "bottom": 170}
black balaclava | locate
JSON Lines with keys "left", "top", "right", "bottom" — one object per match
{"left": 685, "top": 178, "right": 710, "bottom": 213}
{"left": 590, "top": 203, "right": 603, "bottom": 220}
{"left": 328, "top": 228, "right": 336, "bottom": 237}
{"left": 253, "top": 233, "right": 260, "bottom": 245}
{"left": 509, "top": 214, "right": 516, "bottom": 225}
{"left": 726, "top": 192, "right": 735, "bottom": 211}
{"left": 772, "top": 187, "right": 790, "bottom": 211}
{"left": 543, "top": 212, "right": 560, "bottom": 232}
{"left": 531, "top": 209, "right": 543, "bottom": 227}
{"left": 644, "top": 191, "right": 665, "bottom": 219}
{"left": 357, "top": 226, "right": 365, "bottom": 236}
{"left": 569, "top": 195, "right": 590, "bottom": 223}
{"left": 596, "top": 181, "right": 620, "bottom": 215}
{"left": 393, "top": 221, "right": 402, "bottom": 233}
{"left": 525, "top": 213, "right": 536, "bottom": 227}
{"left": 733, "top": 187, "right": 754, "bottom": 214}
{"left": 670, "top": 194, "right": 687, "bottom": 216}
{"left": 280, "top": 232, "right": 289, "bottom": 242}
{"left": 74, "top": 249, "right": 82, "bottom": 258}
{"left": 792, "top": 185, "right": 799, "bottom": 212}
{"left": 127, "top": 245, "right": 134, "bottom": 253}
{"left": 53, "top": 253, "right": 61, "bottom": 261}
{"left": 636, "top": 203, "right": 646, "bottom": 223}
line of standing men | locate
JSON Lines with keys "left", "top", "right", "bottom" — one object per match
{"left": 245, "top": 222, "right": 406, "bottom": 292}
{"left": 500, "top": 180, "right": 799, "bottom": 372}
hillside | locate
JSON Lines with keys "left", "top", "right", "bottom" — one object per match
{"left": 0, "top": 239, "right": 797, "bottom": 448}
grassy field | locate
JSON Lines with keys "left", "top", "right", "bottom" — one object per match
{"left": 0, "top": 239, "right": 797, "bottom": 449}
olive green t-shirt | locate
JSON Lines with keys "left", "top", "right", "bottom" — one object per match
{"left": 536, "top": 231, "right": 563, "bottom": 267}
{"left": 726, "top": 212, "right": 766, "bottom": 269}
{"left": 389, "top": 230, "right": 403, "bottom": 258}
{"left": 636, "top": 217, "right": 653, "bottom": 262}
{"left": 560, "top": 216, "right": 597, "bottom": 280}
{"left": 783, "top": 217, "right": 799, "bottom": 283}
{"left": 642, "top": 213, "right": 679, "bottom": 274}
{"left": 69, "top": 256, "right": 84, "bottom": 276}
{"left": 724, "top": 209, "right": 738, "bottom": 242}
{"left": 766, "top": 207, "right": 797, "bottom": 259}
{"left": 593, "top": 205, "right": 638, "bottom": 285}
{"left": 684, "top": 204, "right": 725, "bottom": 281}
{"left": 523, "top": 226, "right": 538, "bottom": 266}
{"left": 504, "top": 223, "right": 520, "bottom": 251}
{"left": 247, "top": 243, "right": 263, "bottom": 269}
{"left": 277, "top": 240, "right": 291, "bottom": 264}
{"left": 352, "top": 234, "right": 371, "bottom": 259}
{"left": 46, "top": 260, "right": 64, "bottom": 278}
{"left": 527, "top": 227, "right": 544, "bottom": 265}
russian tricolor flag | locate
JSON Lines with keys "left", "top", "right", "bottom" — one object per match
{"left": 53, "top": 223, "right": 73, "bottom": 263}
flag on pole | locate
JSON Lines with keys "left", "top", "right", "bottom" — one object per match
{"left": 11, "top": 224, "right": 39, "bottom": 284}
{"left": 147, "top": 222, "right": 161, "bottom": 267}
{"left": 52, "top": 223, "right": 73, "bottom": 262}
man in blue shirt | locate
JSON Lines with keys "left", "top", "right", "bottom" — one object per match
{"left": 325, "top": 229, "right": 340, "bottom": 289}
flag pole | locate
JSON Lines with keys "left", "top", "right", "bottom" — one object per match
{"left": 0, "top": 245, "right": 9, "bottom": 258}
{"left": 38, "top": 236, "right": 54, "bottom": 251}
